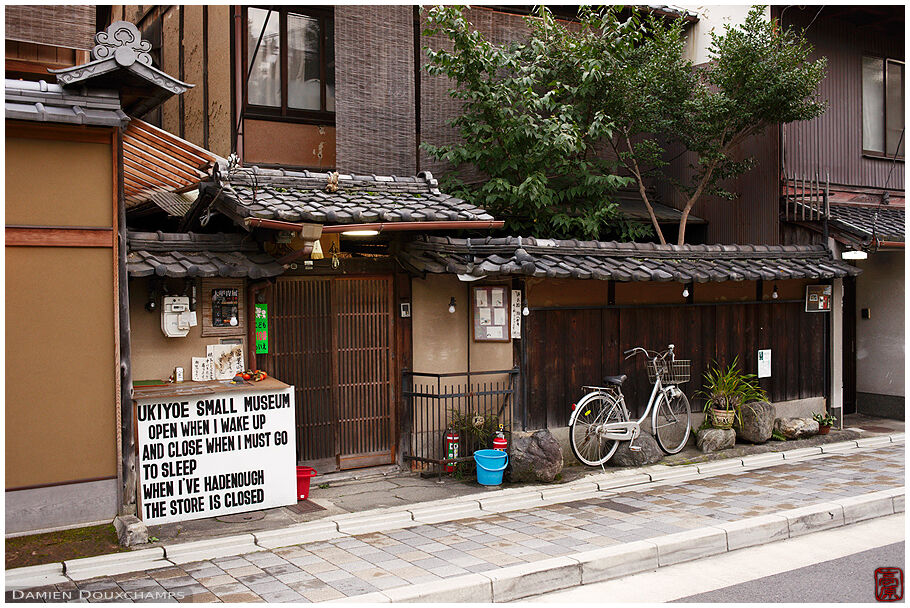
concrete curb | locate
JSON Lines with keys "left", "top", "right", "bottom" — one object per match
{"left": 63, "top": 548, "right": 170, "bottom": 582}
{"left": 331, "top": 488, "right": 905, "bottom": 603}
{"left": 4, "top": 436, "right": 900, "bottom": 590}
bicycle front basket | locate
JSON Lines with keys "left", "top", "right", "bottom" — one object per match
{"left": 646, "top": 359, "right": 691, "bottom": 384}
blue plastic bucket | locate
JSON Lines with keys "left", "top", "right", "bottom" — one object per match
{"left": 473, "top": 449, "right": 508, "bottom": 486}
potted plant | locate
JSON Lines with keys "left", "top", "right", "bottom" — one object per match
{"left": 698, "top": 357, "right": 768, "bottom": 429}
{"left": 812, "top": 412, "right": 837, "bottom": 435}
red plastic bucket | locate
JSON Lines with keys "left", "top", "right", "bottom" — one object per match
{"left": 296, "top": 466, "right": 317, "bottom": 500}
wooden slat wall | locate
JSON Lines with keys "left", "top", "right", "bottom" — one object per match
{"left": 5, "top": 5, "right": 96, "bottom": 50}
{"left": 526, "top": 301, "right": 827, "bottom": 429}
{"left": 267, "top": 276, "right": 394, "bottom": 471}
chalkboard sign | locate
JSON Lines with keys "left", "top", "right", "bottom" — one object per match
{"left": 135, "top": 386, "right": 296, "bottom": 525}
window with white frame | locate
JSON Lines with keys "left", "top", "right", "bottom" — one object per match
{"left": 862, "top": 56, "right": 904, "bottom": 158}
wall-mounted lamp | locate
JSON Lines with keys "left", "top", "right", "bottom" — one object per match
{"left": 522, "top": 303, "right": 530, "bottom": 317}
{"left": 146, "top": 278, "right": 161, "bottom": 312}
{"left": 771, "top": 284, "right": 779, "bottom": 299}
{"left": 841, "top": 249, "right": 868, "bottom": 260}
{"left": 342, "top": 230, "right": 380, "bottom": 237}
{"left": 682, "top": 287, "right": 690, "bottom": 298}
{"left": 448, "top": 297, "right": 456, "bottom": 314}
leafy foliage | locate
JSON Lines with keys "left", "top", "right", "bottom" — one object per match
{"left": 422, "top": 6, "right": 651, "bottom": 241}
{"left": 697, "top": 356, "right": 768, "bottom": 427}
{"left": 812, "top": 411, "right": 837, "bottom": 427}
{"left": 670, "top": 6, "right": 828, "bottom": 244}
{"left": 422, "top": 6, "right": 828, "bottom": 246}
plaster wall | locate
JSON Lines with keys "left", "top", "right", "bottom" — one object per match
{"left": 855, "top": 252, "right": 905, "bottom": 399}
{"left": 683, "top": 5, "right": 767, "bottom": 65}
{"left": 129, "top": 277, "right": 247, "bottom": 381}
{"left": 411, "top": 274, "right": 513, "bottom": 375}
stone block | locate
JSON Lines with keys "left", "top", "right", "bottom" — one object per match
{"left": 646, "top": 465, "right": 701, "bottom": 482}
{"left": 478, "top": 491, "right": 542, "bottom": 513}
{"left": 382, "top": 573, "right": 492, "bottom": 603}
{"left": 819, "top": 441, "right": 858, "bottom": 454}
{"left": 575, "top": 540, "right": 658, "bottom": 584}
{"left": 164, "top": 534, "right": 258, "bottom": 565}
{"left": 409, "top": 500, "right": 482, "bottom": 524}
{"left": 718, "top": 514, "right": 789, "bottom": 551}
{"left": 783, "top": 503, "right": 845, "bottom": 537}
{"left": 735, "top": 401, "right": 775, "bottom": 443}
{"left": 113, "top": 514, "right": 148, "bottom": 547}
{"left": 696, "top": 428, "right": 735, "bottom": 453}
{"left": 781, "top": 446, "right": 823, "bottom": 459}
{"left": 328, "top": 591, "right": 392, "bottom": 603}
{"left": 740, "top": 452, "right": 785, "bottom": 468}
{"left": 591, "top": 471, "right": 651, "bottom": 491}
{"left": 696, "top": 459, "right": 744, "bottom": 475}
{"left": 334, "top": 511, "right": 413, "bottom": 535}
{"left": 650, "top": 527, "right": 727, "bottom": 566}
{"left": 64, "top": 547, "right": 169, "bottom": 581}
{"left": 855, "top": 436, "right": 893, "bottom": 448}
{"left": 509, "top": 430, "right": 564, "bottom": 483}
{"left": 487, "top": 556, "right": 581, "bottom": 602}
{"left": 255, "top": 521, "right": 342, "bottom": 550}
{"left": 5, "top": 563, "right": 69, "bottom": 589}
{"left": 539, "top": 482, "right": 600, "bottom": 505}
{"left": 839, "top": 491, "right": 896, "bottom": 525}
{"left": 609, "top": 433, "right": 663, "bottom": 467}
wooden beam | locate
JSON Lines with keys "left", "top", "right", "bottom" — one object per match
{"left": 6, "top": 121, "right": 113, "bottom": 144}
{"left": 5, "top": 226, "right": 114, "bottom": 247}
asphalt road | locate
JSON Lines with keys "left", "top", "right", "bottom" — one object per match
{"left": 677, "top": 542, "right": 905, "bottom": 603}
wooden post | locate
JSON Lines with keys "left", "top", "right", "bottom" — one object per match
{"left": 118, "top": 129, "right": 137, "bottom": 515}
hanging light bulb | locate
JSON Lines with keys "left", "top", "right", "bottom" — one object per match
{"left": 448, "top": 297, "right": 456, "bottom": 314}
{"left": 682, "top": 287, "right": 690, "bottom": 298}
{"left": 771, "top": 285, "right": 779, "bottom": 299}
{"left": 522, "top": 305, "right": 530, "bottom": 316}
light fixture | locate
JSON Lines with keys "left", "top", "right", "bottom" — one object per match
{"left": 341, "top": 230, "right": 380, "bottom": 237}
{"left": 682, "top": 287, "right": 690, "bottom": 298}
{"left": 841, "top": 249, "right": 868, "bottom": 260}
{"left": 522, "top": 304, "right": 530, "bottom": 317}
{"left": 229, "top": 315, "right": 239, "bottom": 327}
{"left": 448, "top": 297, "right": 456, "bottom": 314}
{"left": 771, "top": 284, "right": 779, "bottom": 299}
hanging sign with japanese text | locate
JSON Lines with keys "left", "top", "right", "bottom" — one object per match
{"left": 255, "top": 304, "right": 269, "bottom": 354}
{"left": 135, "top": 385, "right": 296, "bottom": 525}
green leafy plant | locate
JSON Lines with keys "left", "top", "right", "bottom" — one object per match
{"left": 697, "top": 357, "right": 768, "bottom": 428}
{"left": 318, "top": 482, "right": 330, "bottom": 489}
{"left": 422, "top": 6, "right": 652, "bottom": 242}
{"left": 812, "top": 412, "right": 837, "bottom": 427}
{"left": 770, "top": 430, "right": 788, "bottom": 441}
{"left": 447, "top": 409, "right": 507, "bottom": 477}
{"left": 148, "top": 536, "right": 159, "bottom": 543}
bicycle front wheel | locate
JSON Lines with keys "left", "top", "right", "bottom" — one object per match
{"left": 569, "top": 392, "right": 625, "bottom": 466}
{"left": 653, "top": 390, "right": 691, "bottom": 454}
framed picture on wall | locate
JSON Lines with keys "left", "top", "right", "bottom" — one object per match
{"left": 472, "top": 285, "right": 510, "bottom": 342}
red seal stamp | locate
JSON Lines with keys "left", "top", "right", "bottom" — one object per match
{"left": 875, "top": 567, "right": 903, "bottom": 602}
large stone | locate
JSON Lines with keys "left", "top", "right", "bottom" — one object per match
{"left": 609, "top": 433, "right": 663, "bottom": 467}
{"left": 735, "top": 401, "right": 775, "bottom": 444}
{"left": 696, "top": 428, "right": 736, "bottom": 453}
{"left": 113, "top": 514, "right": 148, "bottom": 547}
{"left": 509, "top": 429, "right": 564, "bottom": 483}
{"left": 774, "top": 417, "right": 820, "bottom": 439}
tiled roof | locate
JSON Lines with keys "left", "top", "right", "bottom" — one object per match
{"left": 5, "top": 79, "right": 128, "bottom": 127}
{"left": 399, "top": 236, "right": 860, "bottom": 282}
{"left": 127, "top": 231, "right": 284, "bottom": 279}
{"left": 206, "top": 166, "right": 495, "bottom": 226}
{"left": 828, "top": 204, "right": 904, "bottom": 242}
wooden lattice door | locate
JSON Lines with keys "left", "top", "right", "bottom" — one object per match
{"left": 271, "top": 276, "right": 395, "bottom": 472}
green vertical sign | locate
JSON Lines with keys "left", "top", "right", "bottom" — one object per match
{"left": 255, "top": 303, "right": 269, "bottom": 354}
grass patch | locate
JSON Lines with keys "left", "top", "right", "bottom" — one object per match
{"left": 6, "top": 524, "right": 129, "bottom": 570}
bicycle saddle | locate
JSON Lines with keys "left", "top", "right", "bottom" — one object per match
{"left": 602, "top": 374, "right": 627, "bottom": 386}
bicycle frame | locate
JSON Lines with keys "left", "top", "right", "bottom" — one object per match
{"left": 571, "top": 355, "right": 683, "bottom": 443}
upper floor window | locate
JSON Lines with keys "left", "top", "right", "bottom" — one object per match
{"left": 862, "top": 56, "right": 904, "bottom": 158}
{"left": 244, "top": 7, "right": 335, "bottom": 124}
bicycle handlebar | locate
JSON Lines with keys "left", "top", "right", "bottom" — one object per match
{"left": 624, "top": 345, "right": 677, "bottom": 362}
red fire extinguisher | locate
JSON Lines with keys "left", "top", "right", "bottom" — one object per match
{"left": 493, "top": 424, "right": 507, "bottom": 452}
{"left": 444, "top": 429, "right": 460, "bottom": 472}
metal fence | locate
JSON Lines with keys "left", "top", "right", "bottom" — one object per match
{"left": 402, "top": 368, "right": 519, "bottom": 475}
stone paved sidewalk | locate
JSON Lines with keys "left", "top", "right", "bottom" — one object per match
{"left": 18, "top": 443, "right": 904, "bottom": 603}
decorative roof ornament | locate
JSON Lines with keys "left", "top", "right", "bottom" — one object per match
{"left": 50, "top": 20, "right": 192, "bottom": 117}
{"left": 91, "top": 21, "right": 153, "bottom": 67}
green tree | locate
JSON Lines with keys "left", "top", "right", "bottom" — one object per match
{"left": 670, "top": 7, "right": 827, "bottom": 245}
{"left": 421, "top": 5, "right": 651, "bottom": 241}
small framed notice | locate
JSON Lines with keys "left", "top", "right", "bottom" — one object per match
{"left": 805, "top": 284, "right": 832, "bottom": 313}
{"left": 472, "top": 285, "right": 510, "bottom": 342}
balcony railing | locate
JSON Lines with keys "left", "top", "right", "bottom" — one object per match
{"left": 782, "top": 170, "right": 830, "bottom": 222}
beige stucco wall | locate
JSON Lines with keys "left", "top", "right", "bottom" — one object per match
{"left": 411, "top": 274, "right": 513, "bottom": 375}
{"left": 855, "top": 251, "right": 905, "bottom": 398}
{"left": 129, "top": 277, "right": 247, "bottom": 381}
{"left": 6, "top": 137, "right": 112, "bottom": 227}
{"left": 6, "top": 247, "right": 117, "bottom": 487}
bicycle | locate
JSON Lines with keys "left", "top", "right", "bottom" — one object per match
{"left": 568, "top": 344, "right": 691, "bottom": 466}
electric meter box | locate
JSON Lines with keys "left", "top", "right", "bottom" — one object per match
{"left": 161, "top": 296, "right": 196, "bottom": 337}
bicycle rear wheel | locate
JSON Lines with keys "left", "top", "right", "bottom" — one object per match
{"left": 653, "top": 390, "right": 691, "bottom": 454}
{"left": 569, "top": 392, "right": 625, "bottom": 466}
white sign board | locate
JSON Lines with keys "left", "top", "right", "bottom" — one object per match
{"left": 136, "top": 386, "right": 297, "bottom": 525}
{"left": 511, "top": 289, "right": 522, "bottom": 339}
{"left": 757, "top": 349, "right": 771, "bottom": 378}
